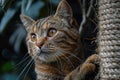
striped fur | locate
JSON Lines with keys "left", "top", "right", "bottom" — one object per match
{"left": 20, "top": 0, "right": 100, "bottom": 80}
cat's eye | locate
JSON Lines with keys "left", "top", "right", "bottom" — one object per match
{"left": 30, "top": 33, "right": 37, "bottom": 39}
{"left": 47, "top": 28, "right": 57, "bottom": 37}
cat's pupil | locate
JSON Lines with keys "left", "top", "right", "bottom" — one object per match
{"left": 31, "top": 33, "right": 36, "bottom": 39}
{"left": 48, "top": 28, "right": 57, "bottom": 37}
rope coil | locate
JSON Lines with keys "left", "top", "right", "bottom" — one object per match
{"left": 98, "top": 0, "right": 120, "bottom": 80}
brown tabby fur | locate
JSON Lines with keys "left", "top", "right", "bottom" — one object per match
{"left": 20, "top": 0, "right": 100, "bottom": 80}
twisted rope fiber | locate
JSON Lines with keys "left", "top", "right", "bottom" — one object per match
{"left": 98, "top": 0, "right": 120, "bottom": 80}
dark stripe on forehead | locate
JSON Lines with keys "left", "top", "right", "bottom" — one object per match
{"left": 40, "top": 16, "right": 52, "bottom": 27}
{"left": 36, "top": 16, "right": 71, "bottom": 30}
{"left": 35, "top": 16, "right": 51, "bottom": 28}
{"left": 41, "top": 17, "right": 49, "bottom": 26}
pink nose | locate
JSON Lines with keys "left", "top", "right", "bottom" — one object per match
{"left": 36, "top": 37, "right": 47, "bottom": 48}
{"left": 36, "top": 42, "right": 44, "bottom": 48}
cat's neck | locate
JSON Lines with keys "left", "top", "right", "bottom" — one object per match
{"left": 35, "top": 53, "right": 82, "bottom": 80}
{"left": 35, "top": 60, "right": 65, "bottom": 80}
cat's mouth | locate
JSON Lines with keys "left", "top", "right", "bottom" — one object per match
{"left": 40, "top": 50, "right": 48, "bottom": 54}
{"left": 36, "top": 49, "right": 54, "bottom": 62}
{"left": 35, "top": 46, "right": 60, "bottom": 62}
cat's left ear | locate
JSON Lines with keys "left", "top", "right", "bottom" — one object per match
{"left": 20, "top": 14, "right": 35, "bottom": 31}
{"left": 54, "top": 0, "right": 73, "bottom": 21}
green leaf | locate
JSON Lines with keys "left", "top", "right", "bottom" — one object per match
{"left": 2, "top": 61, "right": 14, "bottom": 72}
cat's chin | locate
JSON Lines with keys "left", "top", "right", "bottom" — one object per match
{"left": 36, "top": 53, "right": 58, "bottom": 63}
{"left": 38, "top": 56, "right": 55, "bottom": 63}
{"left": 38, "top": 55, "right": 49, "bottom": 63}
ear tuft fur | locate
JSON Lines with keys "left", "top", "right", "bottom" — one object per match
{"left": 54, "top": 0, "right": 73, "bottom": 19}
{"left": 20, "top": 14, "right": 35, "bottom": 31}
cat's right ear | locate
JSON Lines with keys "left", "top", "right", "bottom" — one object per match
{"left": 20, "top": 14, "right": 35, "bottom": 31}
{"left": 54, "top": 0, "right": 72, "bottom": 20}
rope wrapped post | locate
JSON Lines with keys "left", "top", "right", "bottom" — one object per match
{"left": 98, "top": 0, "right": 120, "bottom": 80}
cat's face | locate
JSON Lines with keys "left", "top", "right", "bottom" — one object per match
{"left": 20, "top": 0, "right": 80, "bottom": 63}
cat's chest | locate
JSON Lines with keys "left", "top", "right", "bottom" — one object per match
{"left": 35, "top": 66, "right": 64, "bottom": 80}
{"left": 34, "top": 61, "right": 75, "bottom": 80}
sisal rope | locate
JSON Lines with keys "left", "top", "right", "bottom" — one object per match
{"left": 98, "top": 0, "right": 120, "bottom": 80}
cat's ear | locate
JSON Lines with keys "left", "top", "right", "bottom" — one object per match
{"left": 54, "top": 0, "right": 73, "bottom": 20}
{"left": 20, "top": 14, "right": 35, "bottom": 31}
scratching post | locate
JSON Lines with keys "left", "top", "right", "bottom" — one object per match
{"left": 98, "top": 0, "right": 120, "bottom": 80}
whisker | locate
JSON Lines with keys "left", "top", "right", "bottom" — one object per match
{"left": 16, "top": 59, "right": 33, "bottom": 80}
{"left": 14, "top": 55, "right": 30, "bottom": 68}
{"left": 11, "top": 54, "right": 28, "bottom": 69}
{"left": 23, "top": 51, "right": 40, "bottom": 80}
{"left": 23, "top": 61, "right": 34, "bottom": 80}
{"left": 55, "top": 51, "right": 75, "bottom": 69}
{"left": 23, "top": 53, "right": 29, "bottom": 59}
{"left": 54, "top": 53, "right": 62, "bottom": 70}
{"left": 13, "top": 58, "right": 30, "bottom": 73}
{"left": 66, "top": 52, "right": 83, "bottom": 62}
{"left": 61, "top": 54, "right": 75, "bottom": 68}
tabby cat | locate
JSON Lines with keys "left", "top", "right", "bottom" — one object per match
{"left": 20, "top": 0, "right": 99, "bottom": 80}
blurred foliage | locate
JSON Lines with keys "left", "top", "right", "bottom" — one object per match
{"left": 1, "top": 61, "right": 13, "bottom": 73}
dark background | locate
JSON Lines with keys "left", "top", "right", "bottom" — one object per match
{"left": 0, "top": 0, "right": 98, "bottom": 80}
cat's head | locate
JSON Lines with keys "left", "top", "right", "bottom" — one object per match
{"left": 20, "top": 0, "right": 81, "bottom": 63}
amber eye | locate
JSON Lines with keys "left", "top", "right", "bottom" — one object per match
{"left": 47, "top": 28, "right": 57, "bottom": 37}
{"left": 30, "top": 33, "right": 37, "bottom": 39}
